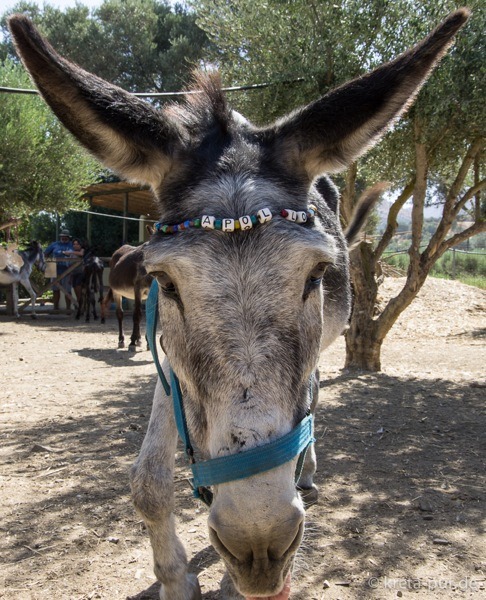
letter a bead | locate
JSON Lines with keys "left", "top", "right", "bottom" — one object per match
{"left": 257, "top": 208, "right": 273, "bottom": 223}
{"left": 239, "top": 215, "right": 253, "bottom": 230}
{"left": 201, "top": 215, "right": 215, "bottom": 229}
{"left": 222, "top": 218, "right": 235, "bottom": 232}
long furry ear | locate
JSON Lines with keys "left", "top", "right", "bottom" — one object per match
{"left": 8, "top": 14, "right": 184, "bottom": 188}
{"left": 263, "top": 9, "right": 470, "bottom": 181}
{"left": 345, "top": 183, "right": 390, "bottom": 248}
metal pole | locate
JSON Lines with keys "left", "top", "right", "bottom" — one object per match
{"left": 87, "top": 196, "right": 92, "bottom": 245}
{"left": 123, "top": 193, "right": 129, "bottom": 243}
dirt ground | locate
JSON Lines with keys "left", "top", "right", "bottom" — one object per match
{"left": 1, "top": 277, "right": 485, "bottom": 600}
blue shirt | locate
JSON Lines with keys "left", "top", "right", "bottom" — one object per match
{"left": 44, "top": 240, "right": 74, "bottom": 268}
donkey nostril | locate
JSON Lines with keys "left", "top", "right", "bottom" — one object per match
{"left": 209, "top": 525, "right": 250, "bottom": 563}
{"left": 269, "top": 519, "right": 304, "bottom": 560}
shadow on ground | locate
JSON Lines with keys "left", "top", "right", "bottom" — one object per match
{"left": 2, "top": 365, "right": 484, "bottom": 598}
{"left": 291, "top": 371, "right": 485, "bottom": 598}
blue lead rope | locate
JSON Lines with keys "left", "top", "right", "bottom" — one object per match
{"left": 146, "top": 280, "right": 315, "bottom": 506}
{"left": 146, "top": 281, "right": 170, "bottom": 396}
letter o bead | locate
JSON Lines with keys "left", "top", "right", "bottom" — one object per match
{"left": 239, "top": 215, "right": 253, "bottom": 230}
{"left": 296, "top": 211, "right": 308, "bottom": 223}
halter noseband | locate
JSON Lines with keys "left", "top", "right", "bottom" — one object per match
{"left": 146, "top": 280, "right": 315, "bottom": 507}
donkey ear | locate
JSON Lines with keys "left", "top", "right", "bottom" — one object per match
{"left": 265, "top": 9, "right": 470, "bottom": 180}
{"left": 8, "top": 15, "right": 183, "bottom": 188}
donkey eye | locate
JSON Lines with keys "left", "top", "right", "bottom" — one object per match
{"left": 303, "top": 262, "right": 329, "bottom": 301}
{"left": 156, "top": 272, "right": 178, "bottom": 296}
{"left": 309, "top": 262, "right": 329, "bottom": 284}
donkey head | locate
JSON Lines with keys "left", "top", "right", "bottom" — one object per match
{"left": 28, "top": 240, "right": 46, "bottom": 273}
{"left": 9, "top": 10, "right": 469, "bottom": 598}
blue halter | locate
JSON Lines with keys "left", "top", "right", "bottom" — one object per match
{"left": 146, "top": 280, "right": 315, "bottom": 506}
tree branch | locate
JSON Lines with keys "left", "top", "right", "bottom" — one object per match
{"left": 446, "top": 138, "right": 484, "bottom": 207}
{"left": 454, "top": 178, "right": 486, "bottom": 214}
{"left": 374, "top": 179, "right": 415, "bottom": 261}
{"left": 340, "top": 161, "right": 358, "bottom": 227}
{"left": 437, "top": 221, "right": 486, "bottom": 257}
{"left": 409, "top": 117, "right": 428, "bottom": 274}
{"left": 474, "top": 153, "right": 482, "bottom": 222}
{"left": 427, "top": 138, "right": 484, "bottom": 259}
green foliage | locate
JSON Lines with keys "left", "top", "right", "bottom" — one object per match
{"left": 0, "top": 58, "right": 96, "bottom": 220}
{"left": 363, "top": 0, "right": 485, "bottom": 190}
{"left": 27, "top": 211, "right": 57, "bottom": 245}
{"left": 194, "top": 0, "right": 386, "bottom": 122}
{"left": 1, "top": 0, "right": 211, "bottom": 93}
{"left": 193, "top": 0, "right": 484, "bottom": 192}
{"left": 384, "top": 249, "right": 486, "bottom": 288}
{"left": 0, "top": 0, "right": 212, "bottom": 228}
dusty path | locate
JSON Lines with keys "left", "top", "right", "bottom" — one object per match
{"left": 1, "top": 277, "right": 485, "bottom": 599}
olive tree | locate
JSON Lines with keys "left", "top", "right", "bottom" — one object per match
{"left": 0, "top": 58, "right": 95, "bottom": 222}
{"left": 0, "top": 0, "right": 212, "bottom": 223}
{"left": 194, "top": 0, "right": 485, "bottom": 370}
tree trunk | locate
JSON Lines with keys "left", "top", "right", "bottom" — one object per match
{"left": 344, "top": 241, "right": 383, "bottom": 370}
{"left": 345, "top": 316, "right": 383, "bottom": 371}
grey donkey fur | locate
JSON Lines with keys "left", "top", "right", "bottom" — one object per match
{"left": 9, "top": 9, "right": 469, "bottom": 599}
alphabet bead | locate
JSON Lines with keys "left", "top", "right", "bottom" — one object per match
{"left": 222, "top": 218, "right": 235, "bottom": 232}
{"left": 201, "top": 215, "right": 215, "bottom": 229}
{"left": 257, "top": 208, "right": 272, "bottom": 223}
{"left": 155, "top": 204, "right": 316, "bottom": 234}
{"left": 239, "top": 215, "right": 253, "bottom": 230}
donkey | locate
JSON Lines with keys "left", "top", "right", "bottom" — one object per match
{"left": 9, "top": 9, "right": 469, "bottom": 599}
{"left": 100, "top": 244, "right": 153, "bottom": 350}
{"left": 0, "top": 241, "right": 46, "bottom": 318}
{"left": 75, "top": 250, "right": 104, "bottom": 322}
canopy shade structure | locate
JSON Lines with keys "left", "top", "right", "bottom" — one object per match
{"left": 83, "top": 181, "right": 159, "bottom": 219}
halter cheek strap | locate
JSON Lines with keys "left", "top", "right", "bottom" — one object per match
{"left": 146, "top": 280, "right": 315, "bottom": 506}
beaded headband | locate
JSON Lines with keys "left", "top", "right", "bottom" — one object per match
{"left": 155, "top": 206, "right": 317, "bottom": 234}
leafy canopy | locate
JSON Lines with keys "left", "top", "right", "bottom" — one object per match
{"left": 0, "top": 58, "right": 96, "bottom": 220}
{"left": 0, "top": 0, "right": 212, "bottom": 221}
{"left": 193, "top": 0, "right": 484, "bottom": 193}
{"left": 1, "top": 0, "right": 211, "bottom": 93}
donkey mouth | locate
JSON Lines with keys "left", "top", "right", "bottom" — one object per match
{"left": 209, "top": 520, "right": 301, "bottom": 598}
{"left": 245, "top": 572, "right": 292, "bottom": 600}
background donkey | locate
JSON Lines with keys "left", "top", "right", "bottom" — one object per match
{"left": 101, "top": 244, "right": 153, "bottom": 350}
{"left": 75, "top": 250, "right": 104, "bottom": 322}
{"left": 0, "top": 241, "right": 46, "bottom": 318}
{"left": 9, "top": 9, "right": 469, "bottom": 600}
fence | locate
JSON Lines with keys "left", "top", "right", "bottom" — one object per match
{"left": 383, "top": 248, "right": 486, "bottom": 280}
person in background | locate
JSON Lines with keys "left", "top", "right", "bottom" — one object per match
{"left": 64, "top": 238, "right": 87, "bottom": 308}
{"left": 44, "top": 229, "right": 74, "bottom": 312}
